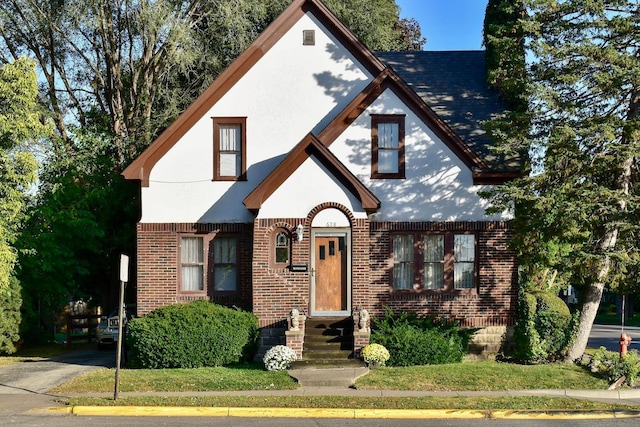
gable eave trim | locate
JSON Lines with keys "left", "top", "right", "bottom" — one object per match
{"left": 243, "top": 133, "right": 380, "bottom": 212}
{"left": 122, "top": 0, "right": 385, "bottom": 186}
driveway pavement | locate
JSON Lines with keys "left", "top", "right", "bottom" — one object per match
{"left": 0, "top": 346, "right": 115, "bottom": 395}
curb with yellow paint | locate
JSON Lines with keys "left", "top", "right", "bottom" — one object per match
{"left": 58, "top": 406, "right": 640, "bottom": 419}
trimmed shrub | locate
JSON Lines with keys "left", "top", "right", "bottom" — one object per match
{"left": 512, "top": 288, "right": 576, "bottom": 363}
{"left": 126, "top": 300, "right": 259, "bottom": 368}
{"left": 370, "top": 309, "right": 470, "bottom": 366}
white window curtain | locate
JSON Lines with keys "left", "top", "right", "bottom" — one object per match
{"left": 181, "top": 237, "right": 204, "bottom": 291}
{"left": 423, "top": 235, "right": 444, "bottom": 289}
{"left": 214, "top": 237, "right": 237, "bottom": 291}
{"left": 219, "top": 125, "right": 241, "bottom": 176}
{"left": 393, "top": 234, "right": 413, "bottom": 290}
{"left": 378, "top": 122, "right": 399, "bottom": 173}
{"left": 454, "top": 234, "right": 475, "bottom": 289}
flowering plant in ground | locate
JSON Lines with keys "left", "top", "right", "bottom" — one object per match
{"left": 360, "top": 343, "right": 390, "bottom": 366}
{"left": 263, "top": 345, "right": 298, "bottom": 371}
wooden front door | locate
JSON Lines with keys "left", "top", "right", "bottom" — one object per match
{"left": 313, "top": 235, "right": 347, "bottom": 313}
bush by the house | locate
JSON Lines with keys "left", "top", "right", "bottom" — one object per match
{"left": 512, "top": 289, "right": 577, "bottom": 363}
{"left": 263, "top": 345, "right": 297, "bottom": 371}
{"left": 589, "top": 346, "right": 640, "bottom": 386}
{"left": 360, "top": 343, "right": 390, "bottom": 367}
{"left": 370, "top": 308, "right": 471, "bottom": 366}
{"left": 126, "top": 300, "right": 259, "bottom": 369}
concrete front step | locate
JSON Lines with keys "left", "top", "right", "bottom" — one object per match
{"left": 288, "top": 366, "right": 369, "bottom": 387}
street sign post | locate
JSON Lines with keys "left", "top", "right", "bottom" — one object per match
{"left": 114, "top": 254, "right": 129, "bottom": 400}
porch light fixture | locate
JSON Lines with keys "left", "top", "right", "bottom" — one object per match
{"left": 295, "top": 224, "right": 304, "bottom": 242}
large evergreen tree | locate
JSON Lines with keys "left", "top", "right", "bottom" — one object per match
{"left": 486, "top": 0, "right": 640, "bottom": 361}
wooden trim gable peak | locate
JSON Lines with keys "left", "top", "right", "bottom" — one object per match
{"left": 122, "top": 0, "right": 386, "bottom": 186}
{"left": 243, "top": 133, "right": 381, "bottom": 214}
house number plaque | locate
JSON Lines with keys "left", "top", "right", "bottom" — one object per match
{"left": 290, "top": 264, "right": 308, "bottom": 272}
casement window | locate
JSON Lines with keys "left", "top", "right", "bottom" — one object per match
{"left": 391, "top": 232, "right": 476, "bottom": 292}
{"left": 179, "top": 234, "right": 238, "bottom": 293}
{"left": 275, "top": 231, "right": 290, "bottom": 265}
{"left": 371, "top": 114, "right": 405, "bottom": 179}
{"left": 213, "top": 117, "right": 246, "bottom": 180}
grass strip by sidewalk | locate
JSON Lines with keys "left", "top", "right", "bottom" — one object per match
{"left": 52, "top": 360, "right": 609, "bottom": 395}
{"left": 356, "top": 361, "right": 609, "bottom": 391}
{"left": 63, "top": 395, "right": 639, "bottom": 411}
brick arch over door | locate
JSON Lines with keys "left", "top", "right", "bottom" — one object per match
{"left": 305, "top": 202, "right": 371, "bottom": 316}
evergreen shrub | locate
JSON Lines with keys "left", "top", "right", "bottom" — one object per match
{"left": 126, "top": 300, "right": 259, "bottom": 368}
{"left": 370, "top": 308, "right": 472, "bottom": 366}
{"left": 512, "top": 288, "right": 576, "bottom": 363}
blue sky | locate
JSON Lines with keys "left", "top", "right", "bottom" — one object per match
{"left": 396, "top": 0, "right": 489, "bottom": 51}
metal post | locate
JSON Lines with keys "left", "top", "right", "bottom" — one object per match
{"left": 114, "top": 279, "right": 125, "bottom": 400}
{"left": 114, "top": 254, "right": 129, "bottom": 401}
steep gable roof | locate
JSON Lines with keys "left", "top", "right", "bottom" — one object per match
{"left": 376, "top": 51, "right": 522, "bottom": 181}
{"left": 122, "top": 0, "right": 386, "bottom": 186}
{"left": 244, "top": 133, "right": 380, "bottom": 213}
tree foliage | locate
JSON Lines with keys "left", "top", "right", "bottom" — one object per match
{"left": 485, "top": 0, "right": 640, "bottom": 361}
{"left": 0, "top": 57, "right": 50, "bottom": 351}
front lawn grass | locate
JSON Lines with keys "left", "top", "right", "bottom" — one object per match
{"left": 52, "top": 362, "right": 297, "bottom": 394}
{"left": 52, "top": 359, "right": 608, "bottom": 395}
{"left": 356, "top": 361, "right": 609, "bottom": 391}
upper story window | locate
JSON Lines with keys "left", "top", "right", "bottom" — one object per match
{"left": 391, "top": 232, "right": 476, "bottom": 292}
{"left": 213, "top": 117, "right": 246, "bottom": 181}
{"left": 371, "top": 114, "right": 405, "bottom": 179}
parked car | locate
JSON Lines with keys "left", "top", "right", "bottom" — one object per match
{"left": 96, "top": 308, "right": 127, "bottom": 349}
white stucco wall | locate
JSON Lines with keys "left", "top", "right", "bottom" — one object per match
{"left": 139, "top": 12, "right": 372, "bottom": 223}
{"left": 327, "top": 88, "right": 512, "bottom": 222}
{"left": 257, "top": 156, "right": 367, "bottom": 219}
{"left": 138, "top": 11, "right": 511, "bottom": 224}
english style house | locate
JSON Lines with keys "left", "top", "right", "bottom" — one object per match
{"left": 123, "top": 0, "right": 520, "bottom": 358}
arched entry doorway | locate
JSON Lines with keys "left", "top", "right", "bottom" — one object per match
{"left": 310, "top": 208, "right": 351, "bottom": 316}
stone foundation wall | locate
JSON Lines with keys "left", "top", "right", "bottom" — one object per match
{"left": 465, "top": 325, "right": 514, "bottom": 360}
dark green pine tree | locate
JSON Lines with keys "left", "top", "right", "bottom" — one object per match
{"left": 486, "top": 0, "right": 640, "bottom": 362}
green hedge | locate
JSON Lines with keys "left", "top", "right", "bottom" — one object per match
{"left": 512, "top": 289, "right": 576, "bottom": 363}
{"left": 370, "top": 309, "right": 471, "bottom": 366}
{"left": 126, "top": 300, "right": 259, "bottom": 368}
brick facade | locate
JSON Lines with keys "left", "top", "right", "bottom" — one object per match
{"left": 135, "top": 223, "right": 253, "bottom": 316}
{"left": 135, "top": 217, "right": 517, "bottom": 333}
{"left": 368, "top": 221, "right": 517, "bottom": 327}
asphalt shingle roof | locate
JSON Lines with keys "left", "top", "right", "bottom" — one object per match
{"left": 376, "top": 50, "right": 521, "bottom": 172}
